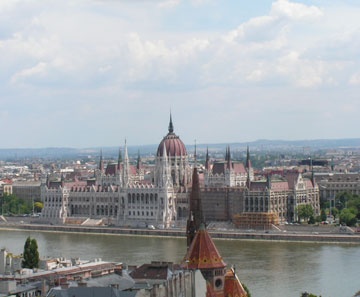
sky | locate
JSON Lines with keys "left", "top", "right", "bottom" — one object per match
{"left": 1, "top": 0, "right": 360, "bottom": 148}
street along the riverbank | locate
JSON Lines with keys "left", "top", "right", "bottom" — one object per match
{"left": 1, "top": 223, "right": 359, "bottom": 243}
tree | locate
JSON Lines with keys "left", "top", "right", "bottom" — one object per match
{"left": 34, "top": 202, "right": 44, "bottom": 213}
{"left": 347, "top": 197, "right": 360, "bottom": 219}
{"left": 331, "top": 207, "right": 339, "bottom": 220}
{"left": 0, "top": 194, "right": 32, "bottom": 215}
{"left": 242, "top": 283, "right": 251, "bottom": 297}
{"left": 308, "top": 216, "right": 315, "bottom": 224}
{"left": 335, "top": 192, "right": 355, "bottom": 210}
{"left": 339, "top": 208, "right": 358, "bottom": 227}
{"left": 297, "top": 205, "right": 314, "bottom": 222}
{"left": 320, "top": 209, "right": 327, "bottom": 222}
{"left": 22, "top": 237, "right": 40, "bottom": 269}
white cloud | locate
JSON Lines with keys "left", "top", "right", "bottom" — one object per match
{"left": 246, "top": 69, "right": 265, "bottom": 82}
{"left": 0, "top": 0, "right": 21, "bottom": 13}
{"left": 276, "top": 51, "right": 325, "bottom": 88}
{"left": 158, "top": 0, "right": 181, "bottom": 8}
{"left": 271, "top": 0, "right": 323, "bottom": 20}
{"left": 349, "top": 73, "right": 360, "bottom": 85}
{"left": 2, "top": 0, "right": 360, "bottom": 147}
{"left": 11, "top": 62, "right": 48, "bottom": 83}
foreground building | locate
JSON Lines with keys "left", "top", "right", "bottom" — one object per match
{"left": 184, "top": 164, "right": 248, "bottom": 297}
{"left": 0, "top": 250, "right": 203, "bottom": 297}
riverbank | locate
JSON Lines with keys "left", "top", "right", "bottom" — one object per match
{"left": 1, "top": 223, "right": 360, "bottom": 243}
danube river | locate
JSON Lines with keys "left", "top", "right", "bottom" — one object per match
{"left": 1, "top": 229, "right": 359, "bottom": 297}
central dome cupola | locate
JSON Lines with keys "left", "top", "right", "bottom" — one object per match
{"left": 157, "top": 114, "right": 187, "bottom": 157}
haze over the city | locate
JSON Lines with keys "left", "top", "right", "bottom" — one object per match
{"left": 1, "top": 0, "right": 360, "bottom": 148}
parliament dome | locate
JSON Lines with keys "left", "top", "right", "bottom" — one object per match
{"left": 157, "top": 115, "right": 187, "bottom": 157}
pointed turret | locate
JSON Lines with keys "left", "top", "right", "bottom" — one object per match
{"left": 225, "top": 146, "right": 228, "bottom": 163}
{"left": 99, "top": 150, "right": 104, "bottom": 172}
{"left": 186, "top": 162, "right": 203, "bottom": 249}
{"left": 246, "top": 145, "right": 251, "bottom": 170}
{"left": 161, "top": 143, "right": 171, "bottom": 187}
{"left": 122, "top": 140, "right": 130, "bottom": 186}
{"left": 194, "top": 140, "right": 197, "bottom": 168}
{"left": 310, "top": 159, "right": 316, "bottom": 186}
{"left": 168, "top": 112, "right": 174, "bottom": 134}
{"left": 246, "top": 170, "right": 251, "bottom": 189}
{"left": 183, "top": 159, "right": 249, "bottom": 297}
{"left": 136, "top": 150, "right": 142, "bottom": 170}
{"left": 117, "top": 147, "right": 122, "bottom": 170}
{"left": 227, "top": 146, "right": 232, "bottom": 169}
{"left": 205, "top": 147, "right": 210, "bottom": 170}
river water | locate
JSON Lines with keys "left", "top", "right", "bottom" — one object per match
{"left": 0, "top": 229, "right": 359, "bottom": 297}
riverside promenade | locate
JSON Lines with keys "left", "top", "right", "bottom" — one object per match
{"left": 1, "top": 222, "right": 360, "bottom": 243}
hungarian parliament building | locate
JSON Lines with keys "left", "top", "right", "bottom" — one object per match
{"left": 41, "top": 116, "right": 320, "bottom": 228}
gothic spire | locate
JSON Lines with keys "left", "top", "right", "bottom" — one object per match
{"left": 186, "top": 163, "right": 203, "bottom": 249}
{"left": 122, "top": 140, "right": 130, "bottom": 186}
{"left": 99, "top": 149, "right": 104, "bottom": 172}
{"left": 168, "top": 112, "right": 174, "bottom": 134}
{"left": 137, "top": 150, "right": 142, "bottom": 170}
{"left": 310, "top": 158, "right": 315, "bottom": 186}
{"left": 227, "top": 145, "right": 232, "bottom": 169}
{"left": 246, "top": 169, "right": 251, "bottom": 189}
{"left": 194, "top": 140, "right": 197, "bottom": 168}
{"left": 205, "top": 147, "right": 210, "bottom": 170}
{"left": 117, "top": 147, "right": 122, "bottom": 169}
{"left": 246, "top": 145, "right": 252, "bottom": 169}
{"left": 161, "top": 142, "right": 171, "bottom": 187}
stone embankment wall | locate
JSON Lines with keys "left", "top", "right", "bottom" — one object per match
{"left": 0, "top": 223, "right": 359, "bottom": 243}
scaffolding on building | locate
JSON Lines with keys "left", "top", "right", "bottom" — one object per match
{"left": 233, "top": 212, "right": 279, "bottom": 230}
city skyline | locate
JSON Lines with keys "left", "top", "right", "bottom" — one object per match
{"left": 1, "top": 0, "right": 360, "bottom": 148}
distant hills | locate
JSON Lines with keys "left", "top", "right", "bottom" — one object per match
{"left": 1, "top": 138, "right": 360, "bottom": 160}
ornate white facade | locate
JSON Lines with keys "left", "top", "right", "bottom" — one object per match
{"left": 244, "top": 172, "right": 320, "bottom": 223}
{"left": 204, "top": 146, "right": 253, "bottom": 187}
{"left": 154, "top": 114, "right": 192, "bottom": 187}
{"left": 42, "top": 131, "right": 180, "bottom": 228}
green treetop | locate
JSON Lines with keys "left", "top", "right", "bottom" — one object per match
{"left": 22, "top": 237, "right": 40, "bottom": 269}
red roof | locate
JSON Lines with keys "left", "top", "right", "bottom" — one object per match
{"left": 130, "top": 165, "right": 137, "bottom": 175}
{"left": 1, "top": 179, "right": 13, "bottom": 184}
{"left": 105, "top": 163, "right": 117, "bottom": 175}
{"left": 206, "top": 283, "right": 217, "bottom": 297}
{"left": 224, "top": 269, "right": 248, "bottom": 297}
{"left": 271, "top": 181, "right": 289, "bottom": 191}
{"left": 157, "top": 133, "right": 187, "bottom": 157}
{"left": 233, "top": 163, "right": 246, "bottom": 174}
{"left": 212, "top": 162, "right": 226, "bottom": 175}
{"left": 183, "top": 225, "right": 227, "bottom": 270}
{"left": 284, "top": 172, "right": 299, "bottom": 190}
{"left": 130, "top": 262, "right": 172, "bottom": 280}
